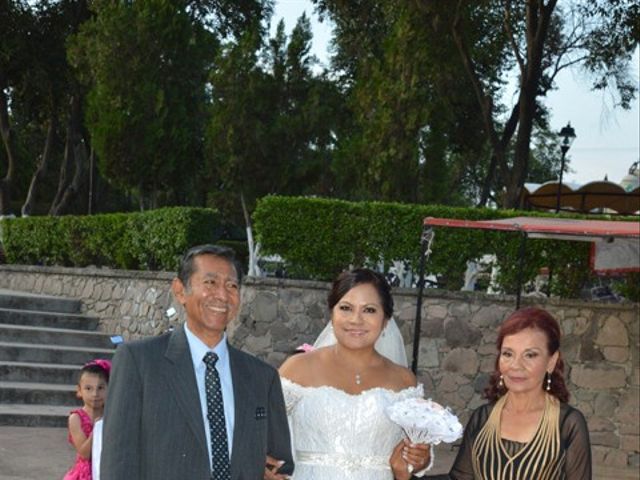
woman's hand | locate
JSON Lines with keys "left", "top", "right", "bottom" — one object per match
{"left": 263, "top": 455, "right": 290, "bottom": 480}
{"left": 390, "top": 439, "right": 431, "bottom": 480}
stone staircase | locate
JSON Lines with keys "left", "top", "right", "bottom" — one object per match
{"left": 0, "top": 289, "right": 115, "bottom": 427}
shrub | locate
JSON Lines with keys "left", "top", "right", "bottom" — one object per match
{"left": 1, "top": 207, "right": 222, "bottom": 271}
{"left": 253, "top": 195, "right": 636, "bottom": 299}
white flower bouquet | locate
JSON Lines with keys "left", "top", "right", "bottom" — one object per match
{"left": 386, "top": 397, "right": 463, "bottom": 445}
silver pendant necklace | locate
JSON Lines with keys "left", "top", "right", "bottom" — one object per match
{"left": 334, "top": 345, "right": 364, "bottom": 385}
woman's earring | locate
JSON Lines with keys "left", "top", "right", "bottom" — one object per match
{"left": 545, "top": 372, "right": 552, "bottom": 392}
{"left": 498, "top": 374, "right": 504, "bottom": 389}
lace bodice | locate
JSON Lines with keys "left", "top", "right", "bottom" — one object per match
{"left": 282, "top": 378, "right": 424, "bottom": 480}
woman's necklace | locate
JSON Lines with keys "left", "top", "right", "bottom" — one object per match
{"left": 334, "top": 346, "right": 366, "bottom": 385}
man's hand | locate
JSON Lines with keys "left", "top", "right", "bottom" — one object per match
{"left": 263, "top": 455, "right": 290, "bottom": 480}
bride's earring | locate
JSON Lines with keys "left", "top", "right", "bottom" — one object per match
{"left": 498, "top": 374, "right": 504, "bottom": 389}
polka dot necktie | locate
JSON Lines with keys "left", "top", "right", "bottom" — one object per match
{"left": 203, "top": 352, "right": 231, "bottom": 480}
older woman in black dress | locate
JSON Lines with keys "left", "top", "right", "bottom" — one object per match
{"left": 446, "top": 307, "right": 591, "bottom": 480}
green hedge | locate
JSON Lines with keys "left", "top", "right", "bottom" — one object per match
{"left": 1, "top": 207, "right": 222, "bottom": 271}
{"left": 253, "top": 195, "right": 637, "bottom": 299}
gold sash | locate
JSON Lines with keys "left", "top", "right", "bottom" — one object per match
{"left": 471, "top": 393, "right": 565, "bottom": 480}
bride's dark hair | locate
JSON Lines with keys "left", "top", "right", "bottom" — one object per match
{"left": 328, "top": 268, "right": 394, "bottom": 320}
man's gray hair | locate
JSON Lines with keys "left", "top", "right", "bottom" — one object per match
{"left": 177, "top": 244, "right": 243, "bottom": 290}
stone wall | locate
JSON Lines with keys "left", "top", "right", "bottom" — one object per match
{"left": 0, "top": 265, "right": 175, "bottom": 337}
{"left": 1, "top": 264, "right": 638, "bottom": 473}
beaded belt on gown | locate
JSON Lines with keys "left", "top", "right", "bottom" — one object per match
{"left": 296, "top": 451, "right": 391, "bottom": 472}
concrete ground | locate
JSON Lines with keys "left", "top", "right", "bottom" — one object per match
{"left": 3, "top": 426, "right": 635, "bottom": 479}
{"left": 0, "top": 425, "right": 458, "bottom": 479}
{"left": 0, "top": 427, "right": 72, "bottom": 480}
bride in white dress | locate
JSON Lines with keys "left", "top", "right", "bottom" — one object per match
{"left": 274, "top": 268, "right": 432, "bottom": 480}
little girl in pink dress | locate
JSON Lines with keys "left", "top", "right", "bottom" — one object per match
{"left": 64, "top": 359, "right": 110, "bottom": 480}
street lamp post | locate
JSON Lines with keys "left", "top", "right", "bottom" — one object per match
{"left": 555, "top": 122, "right": 577, "bottom": 213}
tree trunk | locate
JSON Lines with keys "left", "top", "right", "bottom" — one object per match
{"left": 452, "top": 1, "right": 510, "bottom": 206}
{"left": 49, "top": 94, "right": 88, "bottom": 216}
{"left": 505, "top": 86, "right": 537, "bottom": 208}
{"left": 0, "top": 72, "right": 16, "bottom": 215}
{"left": 49, "top": 133, "right": 88, "bottom": 215}
{"left": 49, "top": 121, "right": 73, "bottom": 215}
{"left": 502, "top": 0, "right": 557, "bottom": 208}
{"left": 21, "top": 115, "right": 57, "bottom": 216}
{"left": 453, "top": 0, "right": 557, "bottom": 209}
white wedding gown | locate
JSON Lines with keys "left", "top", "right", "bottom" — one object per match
{"left": 282, "top": 378, "right": 424, "bottom": 479}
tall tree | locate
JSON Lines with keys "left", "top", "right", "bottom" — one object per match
{"left": 0, "top": 0, "right": 32, "bottom": 215}
{"left": 1, "top": 0, "right": 94, "bottom": 216}
{"left": 206, "top": 14, "right": 344, "bottom": 218}
{"left": 70, "top": 0, "right": 269, "bottom": 209}
{"left": 340, "top": 8, "right": 428, "bottom": 201}
{"left": 315, "top": 0, "right": 492, "bottom": 204}
{"left": 440, "top": 0, "right": 638, "bottom": 207}
{"left": 26, "top": 0, "right": 91, "bottom": 216}
{"left": 318, "top": 0, "right": 638, "bottom": 207}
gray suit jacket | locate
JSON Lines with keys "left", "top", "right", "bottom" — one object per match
{"left": 100, "top": 327, "right": 294, "bottom": 479}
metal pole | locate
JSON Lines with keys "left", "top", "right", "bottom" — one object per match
{"left": 515, "top": 231, "right": 527, "bottom": 309}
{"left": 411, "top": 226, "right": 433, "bottom": 374}
{"left": 555, "top": 146, "right": 568, "bottom": 213}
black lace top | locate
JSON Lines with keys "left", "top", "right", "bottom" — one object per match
{"left": 441, "top": 395, "right": 592, "bottom": 480}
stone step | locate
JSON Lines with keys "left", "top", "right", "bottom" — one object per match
{"left": 0, "top": 341, "right": 114, "bottom": 364}
{"left": 0, "top": 290, "right": 116, "bottom": 428}
{"left": 0, "top": 361, "right": 83, "bottom": 385}
{"left": 0, "top": 381, "right": 77, "bottom": 406}
{"left": 0, "top": 289, "right": 82, "bottom": 314}
{"left": 0, "top": 307, "right": 99, "bottom": 330}
{"left": 0, "top": 404, "right": 72, "bottom": 427}
{"left": 0, "top": 323, "right": 114, "bottom": 349}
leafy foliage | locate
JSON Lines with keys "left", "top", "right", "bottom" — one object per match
{"left": 205, "top": 14, "right": 344, "bottom": 220}
{"left": 0, "top": 0, "right": 90, "bottom": 215}
{"left": 315, "top": 0, "right": 638, "bottom": 208}
{"left": 612, "top": 272, "right": 640, "bottom": 302}
{"left": 253, "top": 195, "right": 635, "bottom": 298}
{"left": 579, "top": 0, "right": 639, "bottom": 109}
{"left": 69, "top": 0, "right": 221, "bottom": 207}
{"left": 1, "top": 207, "right": 222, "bottom": 271}
{"left": 1, "top": 0, "right": 637, "bottom": 231}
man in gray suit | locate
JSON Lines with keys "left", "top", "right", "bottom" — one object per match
{"left": 101, "top": 244, "right": 293, "bottom": 479}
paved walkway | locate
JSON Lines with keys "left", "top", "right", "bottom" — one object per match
{"left": 0, "top": 427, "right": 72, "bottom": 479}
{"left": 0, "top": 425, "right": 457, "bottom": 479}
{"left": 3, "top": 426, "right": 634, "bottom": 480}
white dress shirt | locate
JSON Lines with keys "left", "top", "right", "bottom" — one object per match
{"left": 184, "top": 323, "right": 235, "bottom": 468}
{"left": 91, "top": 418, "right": 103, "bottom": 480}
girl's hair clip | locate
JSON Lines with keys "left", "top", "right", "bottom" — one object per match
{"left": 84, "top": 358, "right": 112, "bottom": 376}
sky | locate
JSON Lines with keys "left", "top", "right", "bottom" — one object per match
{"left": 272, "top": 0, "right": 640, "bottom": 187}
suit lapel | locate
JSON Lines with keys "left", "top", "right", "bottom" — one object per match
{"left": 163, "top": 327, "right": 208, "bottom": 457}
{"left": 229, "top": 346, "right": 252, "bottom": 470}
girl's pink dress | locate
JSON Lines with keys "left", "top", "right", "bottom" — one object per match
{"left": 63, "top": 408, "right": 93, "bottom": 480}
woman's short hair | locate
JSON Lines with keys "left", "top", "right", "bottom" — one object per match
{"left": 328, "top": 268, "right": 394, "bottom": 320}
{"left": 485, "top": 307, "right": 570, "bottom": 403}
